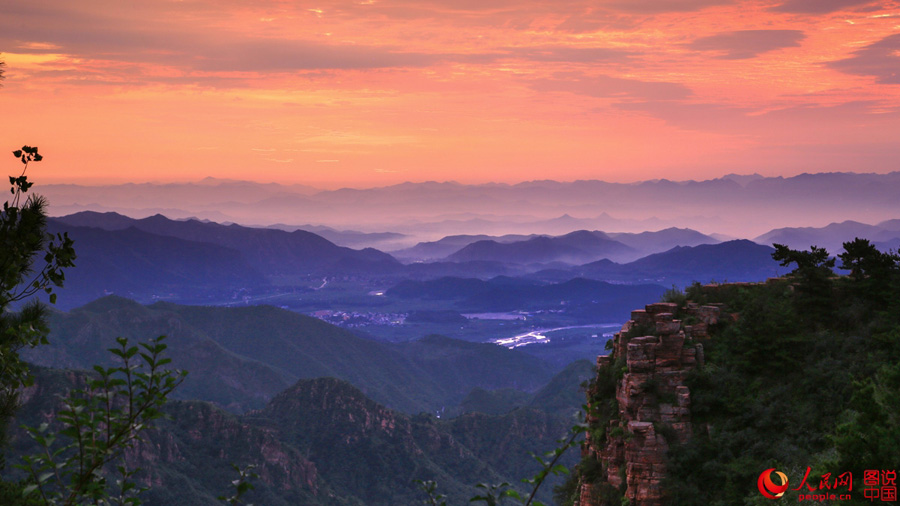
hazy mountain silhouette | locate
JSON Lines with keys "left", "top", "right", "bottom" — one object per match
{"left": 52, "top": 211, "right": 401, "bottom": 279}
{"left": 754, "top": 220, "right": 900, "bottom": 253}
{"left": 45, "top": 221, "right": 266, "bottom": 308}
{"left": 391, "top": 233, "right": 538, "bottom": 262}
{"left": 533, "top": 240, "right": 781, "bottom": 286}
{"left": 266, "top": 222, "right": 409, "bottom": 250}
{"left": 607, "top": 227, "right": 719, "bottom": 256}
{"left": 445, "top": 230, "right": 635, "bottom": 265}
{"left": 877, "top": 218, "right": 900, "bottom": 231}
{"left": 622, "top": 240, "right": 779, "bottom": 282}
{"left": 393, "top": 227, "right": 718, "bottom": 264}
{"left": 43, "top": 172, "right": 900, "bottom": 240}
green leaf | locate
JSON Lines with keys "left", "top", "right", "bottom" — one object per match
{"left": 503, "top": 489, "right": 523, "bottom": 500}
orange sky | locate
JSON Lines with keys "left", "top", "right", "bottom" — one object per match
{"left": 2, "top": 0, "right": 899, "bottom": 188}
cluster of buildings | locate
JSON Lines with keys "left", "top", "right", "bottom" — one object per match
{"left": 309, "top": 310, "right": 406, "bottom": 328}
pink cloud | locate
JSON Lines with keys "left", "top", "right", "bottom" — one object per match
{"left": 770, "top": 0, "right": 879, "bottom": 13}
{"left": 828, "top": 33, "right": 900, "bottom": 84}
{"left": 688, "top": 30, "right": 805, "bottom": 59}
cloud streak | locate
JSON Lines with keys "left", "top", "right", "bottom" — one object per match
{"left": 827, "top": 33, "right": 900, "bottom": 84}
{"left": 1, "top": 0, "right": 900, "bottom": 187}
{"left": 688, "top": 30, "right": 806, "bottom": 59}
{"left": 770, "top": 0, "right": 879, "bottom": 14}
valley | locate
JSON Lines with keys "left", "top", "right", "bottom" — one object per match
{"left": 4, "top": 182, "right": 900, "bottom": 505}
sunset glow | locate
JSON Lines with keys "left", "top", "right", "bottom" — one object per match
{"left": 2, "top": 0, "right": 899, "bottom": 187}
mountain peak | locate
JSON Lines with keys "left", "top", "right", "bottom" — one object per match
{"left": 74, "top": 294, "right": 149, "bottom": 314}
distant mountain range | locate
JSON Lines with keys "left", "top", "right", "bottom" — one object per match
{"left": 754, "top": 219, "right": 900, "bottom": 254}
{"left": 42, "top": 211, "right": 898, "bottom": 315}
{"left": 45, "top": 221, "right": 268, "bottom": 308}
{"left": 530, "top": 240, "right": 782, "bottom": 286}
{"left": 55, "top": 209, "right": 410, "bottom": 250}
{"left": 394, "top": 227, "right": 720, "bottom": 264}
{"left": 608, "top": 228, "right": 721, "bottom": 254}
{"left": 41, "top": 172, "right": 900, "bottom": 239}
{"left": 271, "top": 224, "right": 409, "bottom": 250}
{"left": 37, "top": 212, "right": 732, "bottom": 309}
{"left": 391, "top": 233, "right": 538, "bottom": 262}
{"left": 445, "top": 230, "right": 636, "bottom": 265}
{"left": 48, "top": 212, "right": 403, "bottom": 306}
{"left": 53, "top": 212, "right": 399, "bottom": 278}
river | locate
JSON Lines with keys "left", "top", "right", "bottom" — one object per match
{"left": 492, "top": 323, "right": 621, "bottom": 349}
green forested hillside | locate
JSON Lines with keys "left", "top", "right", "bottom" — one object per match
{"left": 568, "top": 240, "right": 900, "bottom": 506}
{"left": 8, "top": 372, "right": 577, "bottom": 506}
{"left": 25, "top": 297, "right": 557, "bottom": 414}
{"left": 529, "top": 358, "right": 595, "bottom": 414}
{"left": 665, "top": 245, "right": 900, "bottom": 505}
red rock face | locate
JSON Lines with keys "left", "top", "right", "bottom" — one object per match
{"left": 577, "top": 302, "right": 712, "bottom": 506}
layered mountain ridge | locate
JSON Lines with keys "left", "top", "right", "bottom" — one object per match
{"left": 26, "top": 296, "right": 559, "bottom": 414}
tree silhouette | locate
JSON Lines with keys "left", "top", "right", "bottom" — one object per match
{"left": 771, "top": 243, "right": 836, "bottom": 325}
{"left": 1, "top": 147, "right": 76, "bottom": 467}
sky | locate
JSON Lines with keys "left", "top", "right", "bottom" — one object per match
{"left": 1, "top": 0, "right": 900, "bottom": 188}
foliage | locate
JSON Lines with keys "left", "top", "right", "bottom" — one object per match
{"left": 415, "top": 479, "right": 448, "bottom": 506}
{"left": 218, "top": 464, "right": 259, "bottom": 506}
{"left": 838, "top": 238, "right": 895, "bottom": 280}
{"left": 771, "top": 243, "right": 835, "bottom": 274}
{"left": 623, "top": 322, "right": 655, "bottom": 340}
{"left": 587, "top": 362, "right": 619, "bottom": 446}
{"left": 1, "top": 146, "right": 76, "bottom": 466}
{"left": 17, "top": 336, "right": 186, "bottom": 505}
{"left": 771, "top": 243, "right": 836, "bottom": 325}
{"left": 836, "top": 238, "right": 899, "bottom": 316}
{"left": 0, "top": 479, "right": 43, "bottom": 505}
{"left": 659, "top": 242, "right": 900, "bottom": 505}
{"left": 559, "top": 242, "right": 899, "bottom": 505}
{"left": 660, "top": 286, "right": 687, "bottom": 309}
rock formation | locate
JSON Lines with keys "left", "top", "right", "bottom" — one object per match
{"left": 577, "top": 301, "right": 721, "bottom": 506}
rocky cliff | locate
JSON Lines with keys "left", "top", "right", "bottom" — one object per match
{"left": 577, "top": 300, "right": 722, "bottom": 506}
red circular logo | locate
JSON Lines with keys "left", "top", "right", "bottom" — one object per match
{"left": 758, "top": 468, "right": 789, "bottom": 499}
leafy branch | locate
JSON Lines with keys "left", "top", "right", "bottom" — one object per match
{"left": 2, "top": 145, "right": 76, "bottom": 471}
{"left": 219, "top": 464, "right": 259, "bottom": 506}
{"left": 415, "top": 479, "right": 448, "bottom": 506}
{"left": 3, "top": 146, "right": 75, "bottom": 307}
{"left": 18, "top": 336, "right": 186, "bottom": 505}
